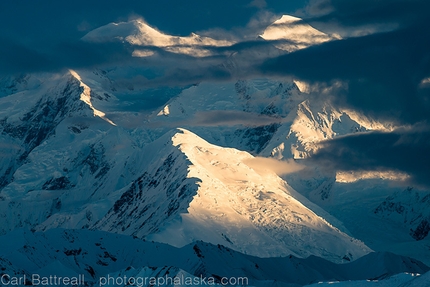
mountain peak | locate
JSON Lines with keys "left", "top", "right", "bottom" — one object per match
{"left": 83, "top": 20, "right": 233, "bottom": 57}
{"left": 260, "top": 14, "right": 337, "bottom": 52}
{"left": 276, "top": 15, "right": 303, "bottom": 24}
{"left": 108, "top": 128, "right": 372, "bottom": 262}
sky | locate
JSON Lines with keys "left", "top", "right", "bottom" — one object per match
{"left": 0, "top": 0, "right": 429, "bottom": 188}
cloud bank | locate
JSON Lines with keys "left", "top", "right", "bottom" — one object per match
{"left": 308, "top": 125, "right": 430, "bottom": 188}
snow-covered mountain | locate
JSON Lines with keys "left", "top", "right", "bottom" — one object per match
{"left": 259, "top": 15, "right": 340, "bottom": 52}
{"left": 0, "top": 71, "right": 370, "bottom": 262}
{"left": 82, "top": 19, "right": 233, "bottom": 57}
{"left": 0, "top": 14, "right": 428, "bottom": 287}
{"left": 0, "top": 71, "right": 145, "bottom": 231}
{"left": 95, "top": 128, "right": 370, "bottom": 262}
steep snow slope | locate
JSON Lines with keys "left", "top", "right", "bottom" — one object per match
{"left": 374, "top": 187, "right": 430, "bottom": 241}
{"left": 0, "top": 229, "right": 427, "bottom": 287}
{"left": 0, "top": 71, "right": 113, "bottom": 191}
{"left": 96, "top": 128, "right": 371, "bottom": 262}
{"left": 319, "top": 181, "right": 430, "bottom": 266}
{"left": 260, "top": 15, "right": 339, "bottom": 52}
{"left": 82, "top": 19, "right": 233, "bottom": 57}
{"left": 0, "top": 70, "right": 153, "bottom": 234}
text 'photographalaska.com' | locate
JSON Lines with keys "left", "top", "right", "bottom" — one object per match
{"left": 1, "top": 273, "right": 249, "bottom": 286}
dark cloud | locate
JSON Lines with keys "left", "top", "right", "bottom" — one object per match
{"left": 0, "top": 37, "right": 54, "bottom": 75}
{"left": 79, "top": 38, "right": 292, "bottom": 89}
{"left": 301, "top": 0, "right": 430, "bottom": 30}
{"left": 254, "top": 0, "right": 430, "bottom": 189}
{"left": 0, "top": 39, "right": 136, "bottom": 75}
{"left": 190, "top": 110, "right": 282, "bottom": 127}
{"left": 258, "top": 16, "right": 430, "bottom": 124}
{"left": 0, "top": 0, "right": 307, "bottom": 79}
{"left": 112, "top": 110, "right": 283, "bottom": 129}
{"left": 308, "top": 125, "right": 430, "bottom": 189}
{"left": 0, "top": 1, "right": 284, "bottom": 77}
{"left": 0, "top": 0, "right": 265, "bottom": 41}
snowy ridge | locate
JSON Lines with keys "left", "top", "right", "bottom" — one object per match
{"left": 83, "top": 19, "right": 234, "bottom": 57}
{"left": 314, "top": 179, "right": 430, "bottom": 267}
{"left": 93, "top": 129, "right": 202, "bottom": 238}
{"left": 0, "top": 71, "right": 112, "bottom": 191}
{"left": 0, "top": 229, "right": 427, "bottom": 287}
{"left": 68, "top": 70, "right": 115, "bottom": 125}
{"left": 146, "top": 78, "right": 390, "bottom": 162}
{"left": 258, "top": 97, "right": 396, "bottom": 205}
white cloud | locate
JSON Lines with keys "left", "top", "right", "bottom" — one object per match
{"left": 244, "top": 157, "right": 305, "bottom": 176}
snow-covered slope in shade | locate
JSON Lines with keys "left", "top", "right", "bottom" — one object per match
{"left": 95, "top": 128, "right": 371, "bottom": 263}
{"left": 401, "top": 271, "right": 430, "bottom": 287}
{"left": 0, "top": 70, "right": 155, "bottom": 233}
{"left": 82, "top": 19, "right": 234, "bottom": 57}
{"left": 0, "top": 229, "right": 427, "bottom": 287}
{"left": 318, "top": 180, "right": 430, "bottom": 266}
{"left": 374, "top": 187, "right": 430, "bottom": 241}
{"left": 260, "top": 15, "right": 339, "bottom": 52}
{"left": 0, "top": 71, "right": 114, "bottom": 191}
{"left": 0, "top": 74, "right": 42, "bottom": 97}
